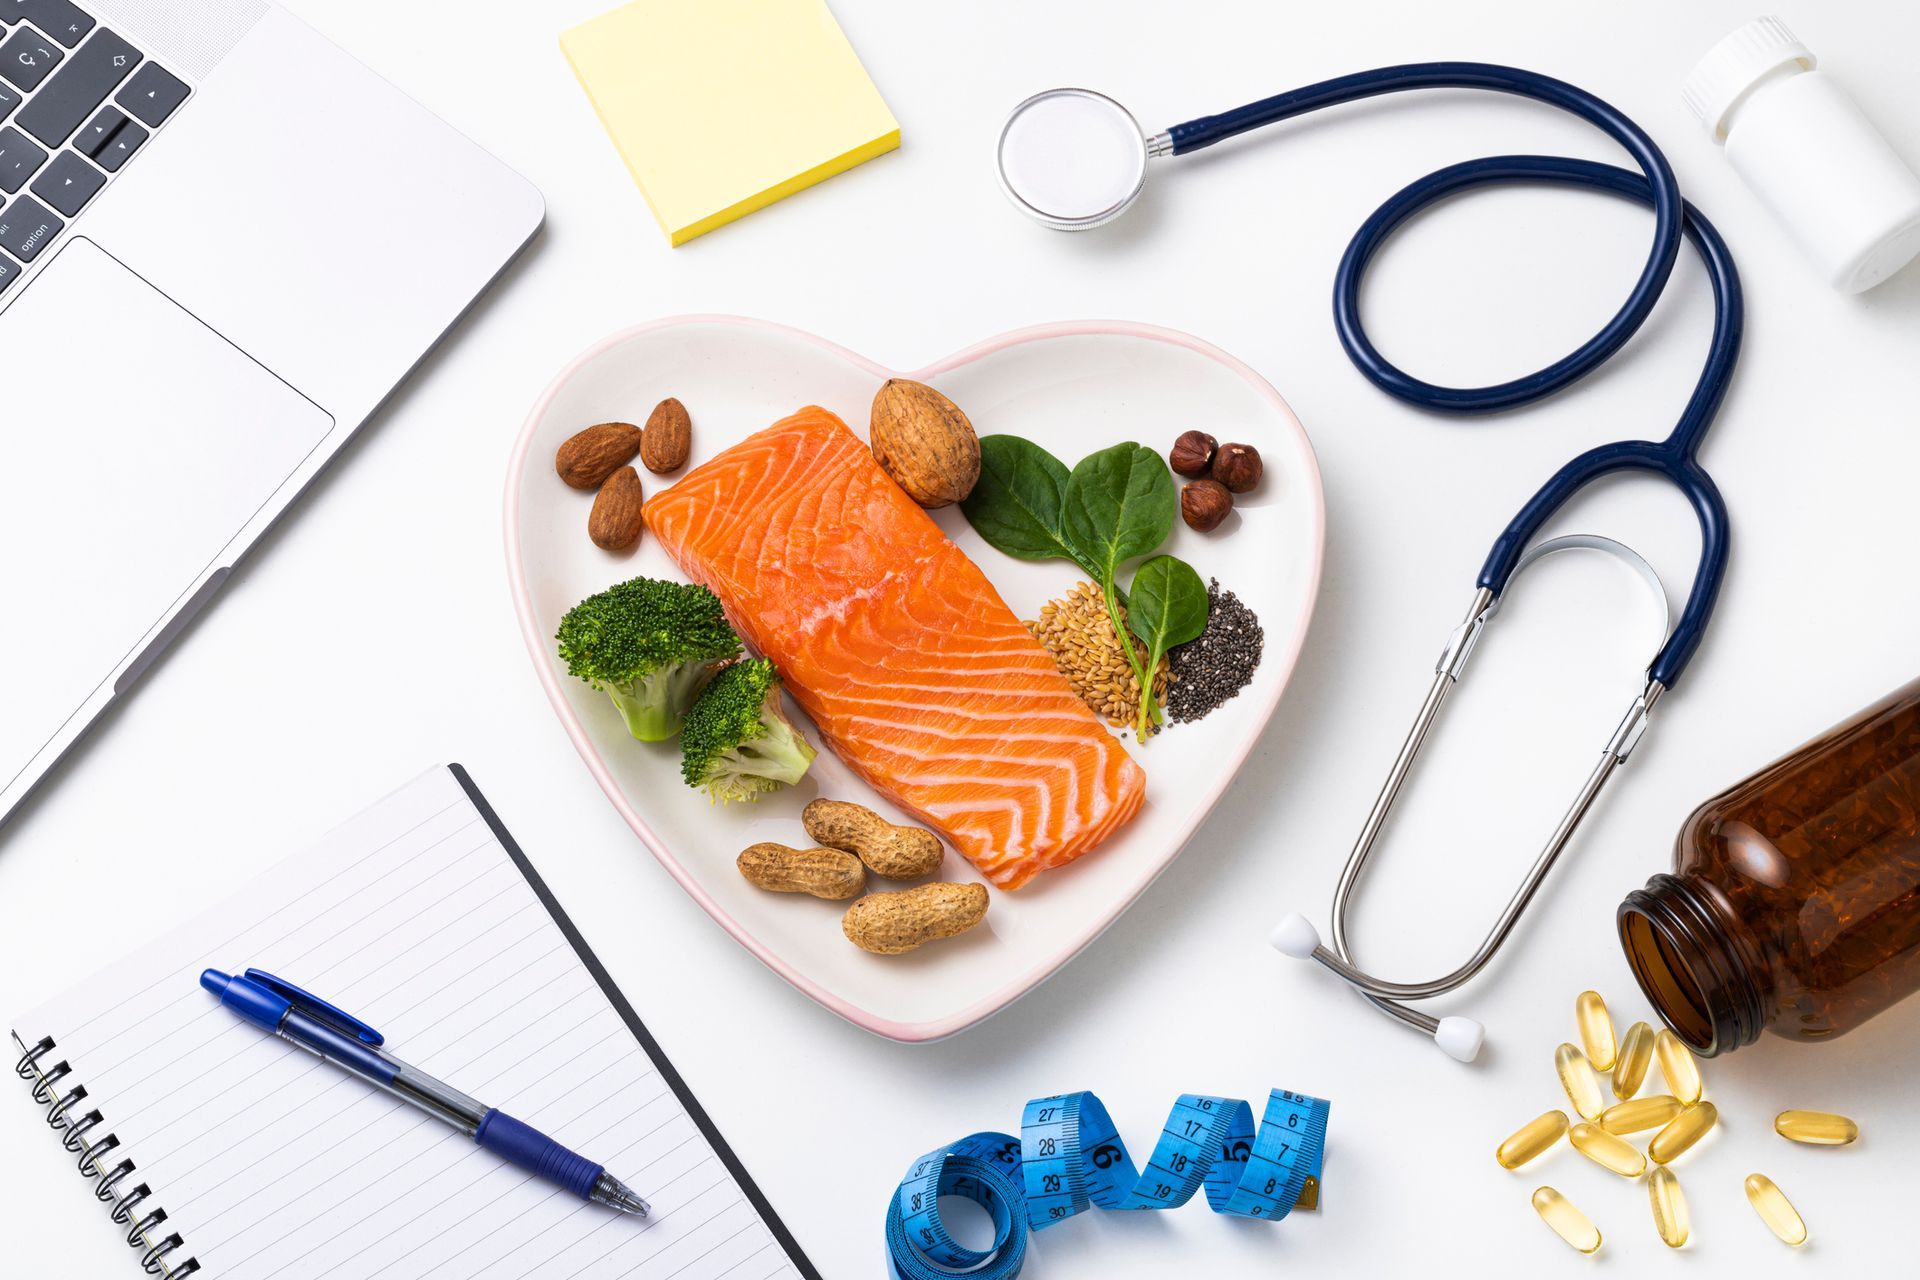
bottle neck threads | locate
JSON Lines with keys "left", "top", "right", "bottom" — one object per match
{"left": 1618, "top": 873, "right": 1769, "bottom": 1056}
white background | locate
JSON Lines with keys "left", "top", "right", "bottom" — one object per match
{"left": 6, "top": 0, "right": 1920, "bottom": 1275}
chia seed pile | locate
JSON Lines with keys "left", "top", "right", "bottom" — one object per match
{"left": 1166, "top": 579, "right": 1264, "bottom": 723}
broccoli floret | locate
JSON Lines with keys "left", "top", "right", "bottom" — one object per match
{"left": 555, "top": 577, "right": 742, "bottom": 742}
{"left": 680, "top": 659, "right": 817, "bottom": 803}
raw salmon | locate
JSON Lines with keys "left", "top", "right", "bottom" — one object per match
{"left": 644, "top": 406, "right": 1145, "bottom": 889}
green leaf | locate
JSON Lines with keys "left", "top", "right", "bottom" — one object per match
{"left": 1127, "top": 556, "right": 1210, "bottom": 655}
{"left": 1126, "top": 555, "right": 1209, "bottom": 734}
{"left": 1062, "top": 443, "right": 1177, "bottom": 580}
{"left": 960, "top": 435, "right": 1084, "bottom": 567}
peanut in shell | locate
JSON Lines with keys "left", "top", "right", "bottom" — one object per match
{"left": 842, "top": 882, "right": 988, "bottom": 954}
{"left": 737, "top": 843, "right": 865, "bottom": 900}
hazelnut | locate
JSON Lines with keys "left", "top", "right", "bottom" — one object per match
{"left": 1180, "top": 478, "right": 1233, "bottom": 532}
{"left": 1168, "top": 430, "right": 1218, "bottom": 478}
{"left": 1211, "top": 442, "right": 1263, "bottom": 493}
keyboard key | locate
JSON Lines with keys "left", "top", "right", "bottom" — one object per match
{"left": 0, "top": 252, "right": 17, "bottom": 294}
{"left": 115, "top": 60, "right": 184, "bottom": 127}
{"left": 75, "top": 103, "right": 140, "bottom": 170}
{"left": 0, "top": 191, "right": 61, "bottom": 260}
{"left": 18, "top": 27, "right": 136, "bottom": 147}
{"left": 4, "top": 1, "right": 95, "bottom": 48}
{"left": 0, "top": 24, "right": 60, "bottom": 92}
{"left": 30, "top": 148, "right": 100, "bottom": 214}
{"left": 0, "top": 123, "right": 46, "bottom": 192}
{"left": 0, "top": 81, "right": 18, "bottom": 120}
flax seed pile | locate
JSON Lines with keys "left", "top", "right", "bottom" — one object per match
{"left": 1026, "top": 582, "right": 1170, "bottom": 733}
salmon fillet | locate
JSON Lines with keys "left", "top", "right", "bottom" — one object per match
{"left": 643, "top": 406, "right": 1145, "bottom": 889}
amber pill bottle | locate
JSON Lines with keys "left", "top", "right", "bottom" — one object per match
{"left": 1620, "top": 679, "right": 1920, "bottom": 1055}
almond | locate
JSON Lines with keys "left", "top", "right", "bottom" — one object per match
{"left": 556, "top": 422, "right": 642, "bottom": 489}
{"left": 870, "top": 379, "right": 980, "bottom": 508}
{"left": 641, "top": 397, "right": 692, "bottom": 473}
{"left": 588, "top": 466, "right": 644, "bottom": 550}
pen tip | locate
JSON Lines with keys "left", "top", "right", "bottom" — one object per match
{"left": 593, "top": 1174, "right": 651, "bottom": 1217}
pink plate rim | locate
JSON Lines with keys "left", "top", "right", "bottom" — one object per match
{"left": 502, "top": 314, "right": 1326, "bottom": 1042}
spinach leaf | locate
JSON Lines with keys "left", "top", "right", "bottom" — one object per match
{"left": 959, "top": 434, "right": 1190, "bottom": 739}
{"left": 1062, "top": 443, "right": 1176, "bottom": 582}
{"left": 960, "top": 435, "right": 1091, "bottom": 574}
{"left": 1126, "top": 555, "right": 1209, "bottom": 734}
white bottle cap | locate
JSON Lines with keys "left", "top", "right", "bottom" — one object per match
{"left": 1682, "top": 16, "right": 1920, "bottom": 291}
{"left": 1682, "top": 16, "right": 1815, "bottom": 142}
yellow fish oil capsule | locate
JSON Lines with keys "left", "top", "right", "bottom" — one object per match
{"left": 1745, "top": 1173, "right": 1808, "bottom": 1245}
{"left": 1648, "top": 1166, "right": 1690, "bottom": 1248}
{"left": 1612, "top": 1020, "right": 1658, "bottom": 1105}
{"left": 1649, "top": 1100, "right": 1719, "bottom": 1164}
{"left": 1775, "top": 1109, "right": 1858, "bottom": 1146}
{"left": 1601, "top": 1095, "right": 1681, "bottom": 1134}
{"left": 1497, "top": 1111, "right": 1569, "bottom": 1169}
{"left": 1575, "top": 990, "right": 1617, "bottom": 1069}
{"left": 1569, "top": 1121, "right": 1647, "bottom": 1177}
{"left": 1532, "top": 1186, "right": 1602, "bottom": 1254}
{"left": 1654, "top": 1029, "right": 1702, "bottom": 1105}
{"left": 1554, "top": 1043, "right": 1605, "bottom": 1120}
{"left": 1613, "top": 1021, "right": 1653, "bottom": 1099}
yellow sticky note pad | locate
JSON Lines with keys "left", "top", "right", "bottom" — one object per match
{"left": 562, "top": 0, "right": 900, "bottom": 245}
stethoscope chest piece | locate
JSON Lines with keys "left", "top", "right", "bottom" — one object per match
{"left": 997, "top": 88, "right": 1151, "bottom": 230}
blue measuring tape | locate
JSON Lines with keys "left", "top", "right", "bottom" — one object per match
{"left": 884, "top": 1089, "right": 1329, "bottom": 1279}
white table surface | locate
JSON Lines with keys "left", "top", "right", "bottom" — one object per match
{"left": 7, "top": 1, "right": 1919, "bottom": 1275}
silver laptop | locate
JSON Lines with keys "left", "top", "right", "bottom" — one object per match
{"left": 0, "top": 0, "right": 543, "bottom": 822}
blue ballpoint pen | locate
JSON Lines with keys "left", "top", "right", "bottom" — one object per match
{"left": 200, "top": 967, "right": 649, "bottom": 1216}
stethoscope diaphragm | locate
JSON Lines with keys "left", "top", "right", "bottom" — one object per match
{"left": 996, "top": 88, "right": 1151, "bottom": 230}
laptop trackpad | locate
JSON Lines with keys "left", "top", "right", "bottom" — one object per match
{"left": 0, "top": 239, "right": 332, "bottom": 789}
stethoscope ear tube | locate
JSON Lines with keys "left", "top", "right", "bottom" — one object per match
{"left": 1272, "top": 535, "right": 1674, "bottom": 1062}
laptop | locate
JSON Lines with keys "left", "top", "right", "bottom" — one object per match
{"left": 0, "top": 0, "right": 543, "bottom": 823}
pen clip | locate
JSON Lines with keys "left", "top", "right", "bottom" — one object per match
{"left": 243, "top": 969, "right": 385, "bottom": 1046}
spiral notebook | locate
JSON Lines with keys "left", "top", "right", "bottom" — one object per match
{"left": 9, "top": 765, "right": 818, "bottom": 1280}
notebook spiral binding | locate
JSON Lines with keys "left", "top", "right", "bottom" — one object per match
{"left": 12, "top": 1032, "right": 199, "bottom": 1277}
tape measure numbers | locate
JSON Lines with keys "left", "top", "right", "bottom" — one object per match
{"left": 885, "top": 1089, "right": 1329, "bottom": 1279}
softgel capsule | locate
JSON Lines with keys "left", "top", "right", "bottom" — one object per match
{"left": 1531, "top": 1187, "right": 1602, "bottom": 1254}
{"left": 1553, "top": 1044, "right": 1605, "bottom": 1120}
{"left": 1648, "top": 1166, "right": 1690, "bottom": 1248}
{"left": 1654, "top": 1030, "right": 1701, "bottom": 1105}
{"left": 1569, "top": 1122, "right": 1646, "bottom": 1178}
{"left": 1649, "top": 1100, "right": 1718, "bottom": 1165}
{"left": 1612, "top": 1021, "right": 1654, "bottom": 1099}
{"left": 1496, "top": 1111, "right": 1569, "bottom": 1170}
{"left": 1745, "top": 1173, "right": 1808, "bottom": 1245}
{"left": 1575, "top": 991, "right": 1617, "bottom": 1070}
{"left": 1775, "top": 1109, "right": 1857, "bottom": 1145}
{"left": 1601, "top": 1095, "right": 1681, "bottom": 1134}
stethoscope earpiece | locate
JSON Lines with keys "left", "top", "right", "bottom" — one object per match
{"left": 996, "top": 88, "right": 1154, "bottom": 230}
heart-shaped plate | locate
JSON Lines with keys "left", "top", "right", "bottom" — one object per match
{"left": 506, "top": 317, "right": 1324, "bottom": 1041}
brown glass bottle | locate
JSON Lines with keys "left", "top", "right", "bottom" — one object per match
{"left": 1619, "top": 678, "right": 1920, "bottom": 1055}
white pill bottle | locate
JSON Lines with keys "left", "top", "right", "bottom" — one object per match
{"left": 1684, "top": 16, "right": 1920, "bottom": 292}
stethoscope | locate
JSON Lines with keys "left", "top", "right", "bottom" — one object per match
{"left": 996, "top": 65, "right": 1742, "bottom": 1062}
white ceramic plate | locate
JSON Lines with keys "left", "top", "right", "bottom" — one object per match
{"left": 506, "top": 317, "right": 1324, "bottom": 1041}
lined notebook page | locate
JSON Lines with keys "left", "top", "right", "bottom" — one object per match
{"left": 13, "top": 767, "right": 808, "bottom": 1280}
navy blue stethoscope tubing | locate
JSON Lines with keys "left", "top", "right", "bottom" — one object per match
{"left": 1167, "top": 63, "right": 1742, "bottom": 690}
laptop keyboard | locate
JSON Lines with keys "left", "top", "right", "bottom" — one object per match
{"left": 0, "top": 0, "right": 187, "bottom": 291}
